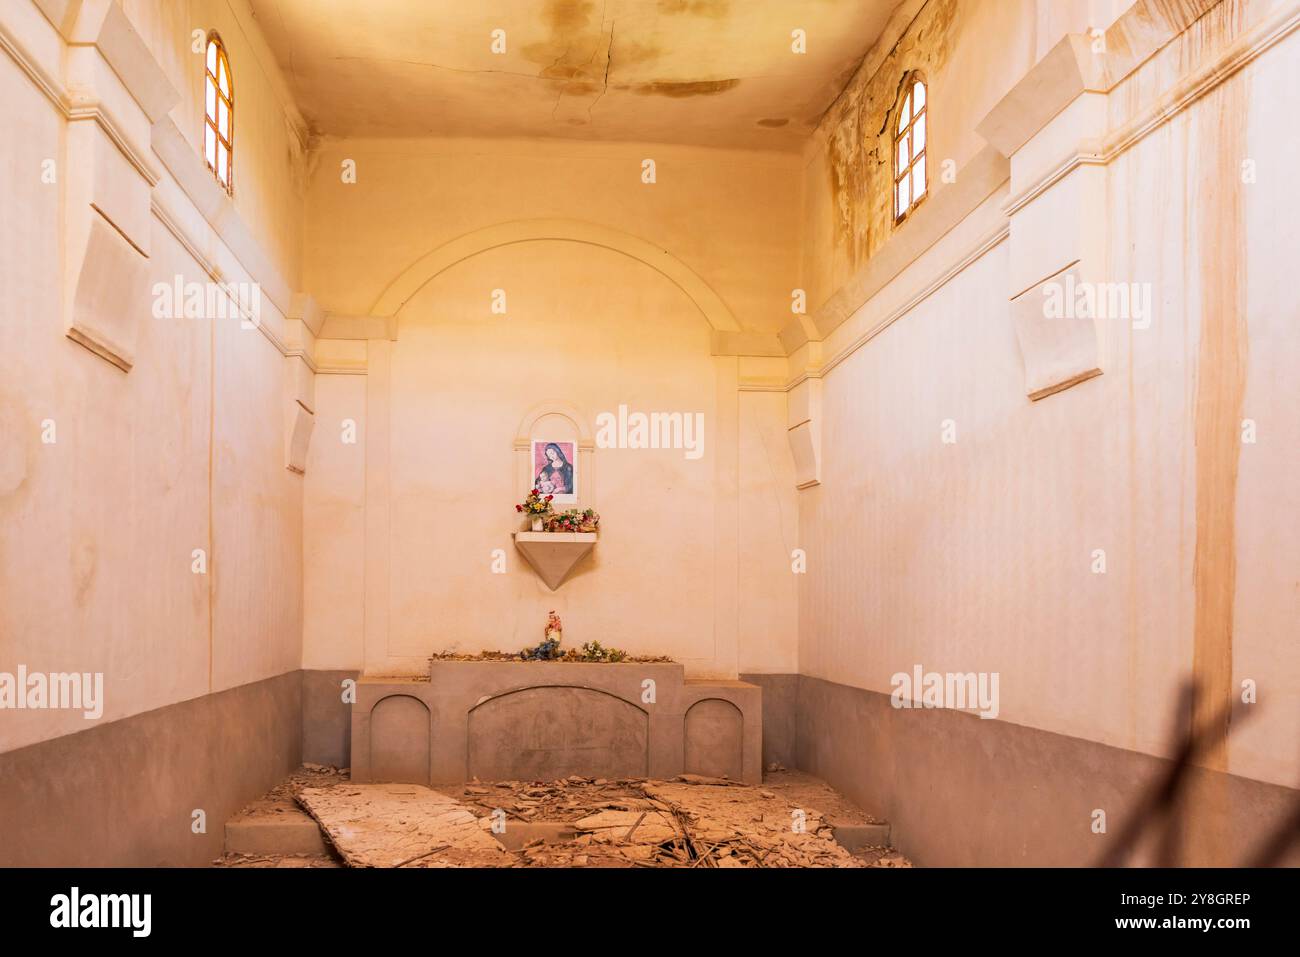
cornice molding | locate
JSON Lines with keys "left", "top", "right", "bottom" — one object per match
{"left": 149, "top": 116, "right": 295, "bottom": 316}
{"left": 0, "top": 5, "right": 63, "bottom": 107}
{"left": 805, "top": 220, "right": 1009, "bottom": 391}
{"left": 34, "top": 0, "right": 179, "bottom": 122}
{"left": 0, "top": 10, "right": 158, "bottom": 185}
{"left": 782, "top": 145, "right": 1010, "bottom": 355}
{"left": 151, "top": 193, "right": 308, "bottom": 370}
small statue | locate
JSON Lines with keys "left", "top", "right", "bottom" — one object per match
{"left": 522, "top": 610, "right": 564, "bottom": 660}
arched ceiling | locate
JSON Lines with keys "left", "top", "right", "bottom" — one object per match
{"left": 247, "top": 0, "right": 907, "bottom": 150}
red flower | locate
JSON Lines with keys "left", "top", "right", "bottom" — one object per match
{"left": 545, "top": 494, "right": 553, "bottom": 501}
{"left": 515, "top": 505, "right": 522, "bottom": 512}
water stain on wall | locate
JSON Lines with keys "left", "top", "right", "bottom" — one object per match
{"left": 1189, "top": 66, "right": 1248, "bottom": 779}
{"left": 0, "top": 394, "right": 31, "bottom": 501}
{"left": 1103, "top": 0, "right": 1222, "bottom": 86}
{"left": 817, "top": 0, "right": 959, "bottom": 269}
{"left": 72, "top": 539, "right": 97, "bottom": 608}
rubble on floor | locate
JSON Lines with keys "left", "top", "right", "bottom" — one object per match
{"left": 760, "top": 768, "right": 884, "bottom": 825}
{"left": 246, "top": 762, "right": 349, "bottom": 806}
{"left": 214, "top": 765, "right": 911, "bottom": 868}
{"left": 479, "top": 772, "right": 908, "bottom": 868}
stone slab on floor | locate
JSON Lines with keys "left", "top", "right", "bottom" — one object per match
{"left": 832, "top": 823, "right": 893, "bottom": 852}
{"left": 296, "top": 783, "right": 513, "bottom": 868}
{"left": 225, "top": 808, "right": 329, "bottom": 856}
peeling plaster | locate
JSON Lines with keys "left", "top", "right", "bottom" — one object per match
{"left": 817, "top": 0, "right": 959, "bottom": 269}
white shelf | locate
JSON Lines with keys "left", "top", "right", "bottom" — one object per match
{"left": 512, "top": 532, "right": 598, "bottom": 590}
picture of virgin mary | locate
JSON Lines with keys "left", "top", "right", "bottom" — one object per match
{"left": 532, "top": 440, "right": 577, "bottom": 504}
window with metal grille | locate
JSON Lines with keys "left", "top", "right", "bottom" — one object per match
{"left": 204, "top": 33, "right": 233, "bottom": 194}
{"left": 893, "top": 75, "right": 927, "bottom": 222}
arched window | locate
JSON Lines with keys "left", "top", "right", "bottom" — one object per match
{"left": 893, "top": 75, "right": 926, "bottom": 222}
{"left": 204, "top": 33, "right": 233, "bottom": 193}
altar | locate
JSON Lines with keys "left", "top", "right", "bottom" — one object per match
{"left": 350, "top": 660, "right": 762, "bottom": 786}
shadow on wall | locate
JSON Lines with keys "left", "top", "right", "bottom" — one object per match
{"left": 1098, "top": 681, "right": 1300, "bottom": 868}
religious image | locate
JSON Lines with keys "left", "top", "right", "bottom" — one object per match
{"left": 532, "top": 440, "right": 577, "bottom": 504}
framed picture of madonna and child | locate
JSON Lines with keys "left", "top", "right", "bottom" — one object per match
{"left": 531, "top": 440, "right": 578, "bottom": 505}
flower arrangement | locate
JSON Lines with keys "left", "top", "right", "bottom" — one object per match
{"left": 516, "top": 488, "right": 554, "bottom": 517}
{"left": 514, "top": 492, "right": 599, "bottom": 534}
{"left": 543, "top": 507, "right": 600, "bottom": 534}
{"left": 575, "top": 639, "right": 626, "bottom": 663}
{"left": 517, "top": 612, "right": 628, "bottom": 662}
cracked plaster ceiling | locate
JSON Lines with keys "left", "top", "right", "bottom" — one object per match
{"left": 248, "top": 0, "right": 906, "bottom": 150}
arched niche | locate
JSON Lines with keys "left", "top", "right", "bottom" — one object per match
{"left": 684, "top": 698, "right": 744, "bottom": 781}
{"left": 514, "top": 401, "right": 595, "bottom": 508}
{"left": 369, "top": 218, "right": 740, "bottom": 333}
{"left": 369, "top": 694, "right": 431, "bottom": 784}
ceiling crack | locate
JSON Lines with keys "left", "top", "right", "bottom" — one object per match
{"left": 586, "top": 19, "right": 616, "bottom": 123}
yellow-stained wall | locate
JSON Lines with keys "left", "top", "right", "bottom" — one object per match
{"left": 301, "top": 137, "right": 803, "bottom": 677}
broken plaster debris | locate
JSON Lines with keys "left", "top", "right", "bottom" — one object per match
{"left": 214, "top": 764, "right": 909, "bottom": 869}
{"left": 259, "top": 769, "right": 907, "bottom": 869}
